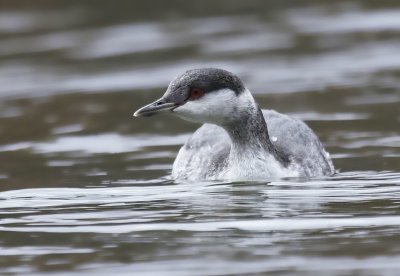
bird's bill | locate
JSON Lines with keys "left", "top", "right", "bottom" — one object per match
{"left": 133, "top": 98, "right": 178, "bottom": 117}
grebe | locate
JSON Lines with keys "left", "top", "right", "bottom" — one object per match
{"left": 134, "top": 68, "right": 334, "bottom": 180}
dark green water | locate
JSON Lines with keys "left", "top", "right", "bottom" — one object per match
{"left": 0, "top": 0, "right": 400, "bottom": 275}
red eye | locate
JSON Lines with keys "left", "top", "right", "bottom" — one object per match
{"left": 189, "top": 88, "right": 204, "bottom": 100}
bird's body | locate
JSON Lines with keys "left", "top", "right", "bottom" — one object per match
{"left": 134, "top": 68, "right": 335, "bottom": 181}
{"left": 172, "top": 109, "right": 334, "bottom": 180}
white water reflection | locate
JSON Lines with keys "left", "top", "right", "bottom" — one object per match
{"left": 288, "top": 8, "right": 400, "bottom": 33}
{"left": 0, "top": 133, "right": 189, "bottom": 154}
{"left": 71, "top": 23, "right": 189, "bottom": 59}
{"left": 288, "top": 112, "right": 369, "bottom": 121}
{"left": 0, "top": 246, "right": 93, "bottom": 256}
{"left": 2, "top": 216, "right": 400, "bottom": 234}
{"left": 0, "top": 9, "right": 82, "bottom": 33}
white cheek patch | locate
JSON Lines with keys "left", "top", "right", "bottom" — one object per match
{"left": 173, "top": 88, "right": 256, "bottom": 124}
{"left": 173, "top": 89, "right": 239, "bottom": 124}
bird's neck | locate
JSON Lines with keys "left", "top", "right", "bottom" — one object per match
{"left": 223, "top": 100, "right": 289, "bottom": 173}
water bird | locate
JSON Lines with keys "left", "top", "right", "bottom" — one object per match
{"left": 134, "top": 68, "right": 334, "bottom": 180}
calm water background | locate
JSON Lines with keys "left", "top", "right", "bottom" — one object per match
{"left": 0, "top": 0, "right": 400, "bottom": 275}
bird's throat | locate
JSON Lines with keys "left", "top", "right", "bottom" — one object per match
{"left": 224, "top": 106, "right": 290, "bottom": 171}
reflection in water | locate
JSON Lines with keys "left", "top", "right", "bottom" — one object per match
{"left": 0, "top": 0, "right": 400, "bottom": 275}
{"left": 0, "top": 133, "right": 188, "bottom": 154}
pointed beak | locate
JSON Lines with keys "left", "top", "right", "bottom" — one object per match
{"left": 133, "top": 98, "right": 179, "bottom": 117}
